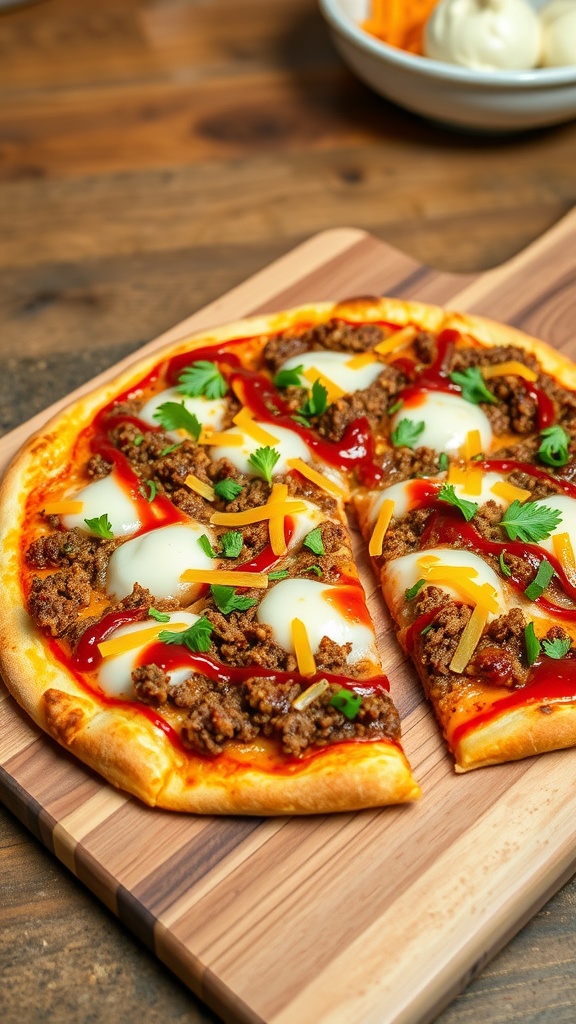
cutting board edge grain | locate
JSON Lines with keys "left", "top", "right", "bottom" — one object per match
{"left": 2, "top": 212, "right": 576, "bottom": 1024}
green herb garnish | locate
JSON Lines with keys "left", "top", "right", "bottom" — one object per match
{"left": 160, "top": 443, "right": 181, "bottom": 457}
{"left": 210, "top": 585, "right": 257, "bottom": 615}
{"left": 390, "top": 418, "right": 425, "bottom": 449}
{"left": 329, "top": 688, "right": 363, "bottom": 720}
{"left": 248, "top": 445, "right": 280, "bottom": 484}
{"left": 438, "top": 452, "right": 449, "bottom": 472}
{"left": 537, "top": 425, "right": 570, "bottom": 468}
{"left": 303, "top": 564, "right": 323, "bottom": 577}
{"left": 148, "top": 608, "right": 170, "bottom": 623}
{"left": 524, "top": 622, "right": 540, "bottom": 666}
{"left": 524, "top": 558, "right": 555, "bottom": 600}
{"left": 499, "top": 500, "right": 562, "bottom": 544}
{"left": 198, "top": 534, "right": 218, "bottom": 558}
{"left": 268, "top": 569, "right": 290, "bottom": 581}
{"left": 178, "top": 361, "right": 227, "bottom": 400}
{"left": 303, "top": 527, "right": 325, "bottom": 556}
{"left": 449, "top": 366, "right": 496, "bottom": 405}
{"left": 214, "top": 478, "right": 243, "bottom": 502}
{"left": 84, "top": 513, "right": 114, "bottom": 539}
{"left": 139, "top": 479, "right": 157, "bottom": 503}
{"left": 405, "top": 579, "right": 426, "bottom": 601}
{"left": 153, "top": 401, "right": 201, "bottom": 440}
{"left": 133, "top": 433, "right": 145, "bottom": 447}
{"left": 499, "top": 551, "right": 512, "bottom": 578}
{"left": 273, "top": 364, "right": 304, "bottom": 388}
{"left": 159, "top": 616, "right": 213, "bottom": 653}
{"left": 437, "top": 483, "right": 478, "bottom": 522}
{"left": 221, "top": 531, "right": 243, "bottom": 559}
{"left": 294, "top": 378, "right": 329, "bottom": 424}
{"left": 542, "top": 636, "right": 572, "bottom": 659}
{"left": 388, "top": 400, "right": 403, "bottom": 416}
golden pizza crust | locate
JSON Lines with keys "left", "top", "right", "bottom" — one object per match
{"left": 2, "top": 295, "right": 576, "bottom": 802}
{"left": 453, "top": 702, "right": 576, "bottom": 772}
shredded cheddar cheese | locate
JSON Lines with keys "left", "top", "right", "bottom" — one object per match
{"left": 490, "top": 480, "right": 532, "bottom": 504}
{"left": 210, "top": 499, "right": 307, "bottom": 526}
{"left": 462, "top": 468, "right": 483, "bottom": 496}
{"left": 291, "top": 617, "right": 316, "bottom": 677}
{"left": 98, "top": 622, "right": 189, "bottom": 659}
{"left": 553, "top": 532, "right": 576, "bottom": 587}
{"left": 184, "top": 474, "right": 216, "bottom": 502}
{"left": 449, "top": 604, "right": 489, "bottom": 674}
{"left": 302, "top": 366, "right": 346, "bottom": 402}
{"left": 417, "top": 558, "right": 499, "bottom": 613}
{"left": 369, "top": 498, "right": 395, "bottom": 556}
{"left": 180, "top": 568, "right": 269, "bottom": 588}
{"left": 292, "top": 678, "right": 330, "bottom": 711}
{"left": 286, "top": 457, "right": 349, "bottom": 499}
{"left": 373, "top": 324, "right": 418, "bottom": 357}
{"left": 199, "top": 431, "right": 244, "bottom": 447}
{"left": 345, "top": 352, "right": 380, "bottom": 370}
{"left": 42, "top": 500, "right": 84, "bottom": 515}
{"left": 268, "top": 483, "right": 289, "bottom": 556}
{"left": 447, "top": 465, "right": 466, "bottom": 486}
{"left": 482, "top": 361, "right": 538, "bottom": 383}
{"left": 463, "top": 429, "right": 482, "bottom": 461}
{"left": 232, "top": 407, "right": 279, "bottom": 446}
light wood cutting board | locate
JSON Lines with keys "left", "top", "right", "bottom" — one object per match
{"left": 2, "top": 214, "right": 576, "bottom": 1024}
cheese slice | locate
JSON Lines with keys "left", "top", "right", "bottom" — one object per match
{"left": 209, "top": 423, "right": 310, "bottom": 478}
{"left": 98, "top": 611, "right": 200, "bottom": 699}
{"left": 278, "top": 350, "right": 383, "bottom": 393}
{"left": 138, "top": 386, "right": 228, "bottom": 434}
{"left": 382, "top": 547, "right": 508, "bottom": 625}
{"left": 61, "top": 472, "right": 142, "bottom": 538}
{"left": 257, "top": 578, "right": 378, "bottom": 665}
{"left": 106, "top": 522, "right": 217, "bottom": 601}
{"left": 391, "top": 391, "right": 493, "bottom": 456}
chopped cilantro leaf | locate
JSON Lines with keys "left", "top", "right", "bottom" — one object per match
{"left": 148, "top": 608, "right": 170, "bottom": 623}
{"left": 303, "top": 527, "right": 325, "bottom": 556}
{"left": 391, "top": 418, "right": 425, "bottom": 449}
{"left": 296, "top": 379, "right": 328, "bottom": 422}
{"left": 329, "top": 688, "right": 363, "bottom": 720}
{"left": 537, "top": 424, "right": 570, "bottom": 468}
{"left": 274, "top": 365, "right": 304, "bottom": 388}
{"left": 303, "top": 564, "right": 323, "bottom": 577}
{"left": 178, "top": 361, "right": 227, "bottom": 400}
{"left": 198, "top": 534, "right": 218, "bottom": 558}
{"left": 221, "top": 531, "right": 243, "bottom": 559}
{"left": 268, "top": 569, "right": 289, "bottom": 581}
{"left": 437, "top": 483, "right": 478, "bottom": 522}
{"left": 210, "top": 585, "right": 257, "bottom": 615}
{"left": 214, "top": 478, "right": 243, "bottom": 502}
{"left": 159, "top": 616, "right": 213, "bottom": 653}
{"left": 499, "top": 551, "right": 512, "bottom": 578}
{"left": 388, "top": 400, "right": 403, "bottom": 416}
{"left": 524, "top": 558, "right": 555, "bottom": 600}
{"left": 405, "top": 579, "right": 426, "bottom": 601}
{"left": 542, "top": 636, "right": 572, "bottom": 659}
{"left": 499, "top": 500, "right": 562, "bottom": 544}
{"left": 133, "top": 433, "right": 145, "bottom": 447}
{"left": 438, "top": 452, "right": 449, "bottom": 472}
{"left": 160, "top": 443, "right": 181, "bottom": 457}
{"left": 248, "top": 445, "right": 280, "bottom": 484}
{"left": 449, "top": 366, "right": 496, "bottom": 405}
{"left": 524, "top": 622, "right": 540, "bottom": 666}
{"left": 153, "top": 401, "right": 201, "bottom": 440}
{"left": 84, "top": 513, "right": 114, "bottom": 539}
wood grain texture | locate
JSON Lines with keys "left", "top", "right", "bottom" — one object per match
{"left": 2, "top": 0, "right": 576, "bottom": 1021}
{"left": 2, "top": 218, "right": 576, "bottom": 1024}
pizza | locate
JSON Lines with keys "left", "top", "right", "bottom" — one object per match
{"left": 2, "top": 296, "right": 576, "bottom": 814}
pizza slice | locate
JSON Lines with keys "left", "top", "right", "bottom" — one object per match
{"left": 0, "top": 310, "right": 421, "bottom": 814}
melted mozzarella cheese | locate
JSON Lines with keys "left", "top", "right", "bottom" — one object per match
{"left": 98, "top": 611, "right": 200, "bottom": 699}
{"left": 257, "top": 578, "right": 378, "bottom": 664}
{"left": 286, "top": 500, "right": 337, "bottom": 551}
{"left": 209, "top": 423, "right": 310, "bottom": 477}
{"left": 279, "top": 350, "right": 383, "bottom": 393}
{"left": 106, "top": 522, "right": 217, "bottom": 602}
{"left": 382, "top": 547, "right": 508, "bottom": 624}
{"left": 138, "top": 387, "right": 228, "bottom": 434}
{"left": 61, "top": 473, "right": 142, "bottom": 537}
{"left": 363, "top": 471, "right": 510, "bottom": 527}
{"left": 532, "top": 494, "right": 575, "bottom": 554}
{"left": 391, "top": 391, "right": 493, "bottom": 455}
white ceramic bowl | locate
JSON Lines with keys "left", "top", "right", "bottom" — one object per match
{"left": 318, "top": 0, "right": 576, "bottom": 131}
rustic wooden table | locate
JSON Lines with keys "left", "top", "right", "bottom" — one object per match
{"left": 2, "top": 1, "right": 576, "bottom": 1022}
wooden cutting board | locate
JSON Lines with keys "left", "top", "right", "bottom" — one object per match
{"left": 2, "top": 214, "right": 576, "bottom": 1024}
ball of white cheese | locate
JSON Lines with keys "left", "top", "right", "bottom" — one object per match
{"left": 540, "top": 0, "right": 576, "bottom": 66}
{"left": 424, "top": 0, "right": 541, "bottom": 71}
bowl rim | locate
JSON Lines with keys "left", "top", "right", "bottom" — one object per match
{"left": 318, "top": 0, "right": 576, "bottom": 89}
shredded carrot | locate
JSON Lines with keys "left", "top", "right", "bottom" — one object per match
{"left": 362, "top": 0, "right": 438, "bottom": 55}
